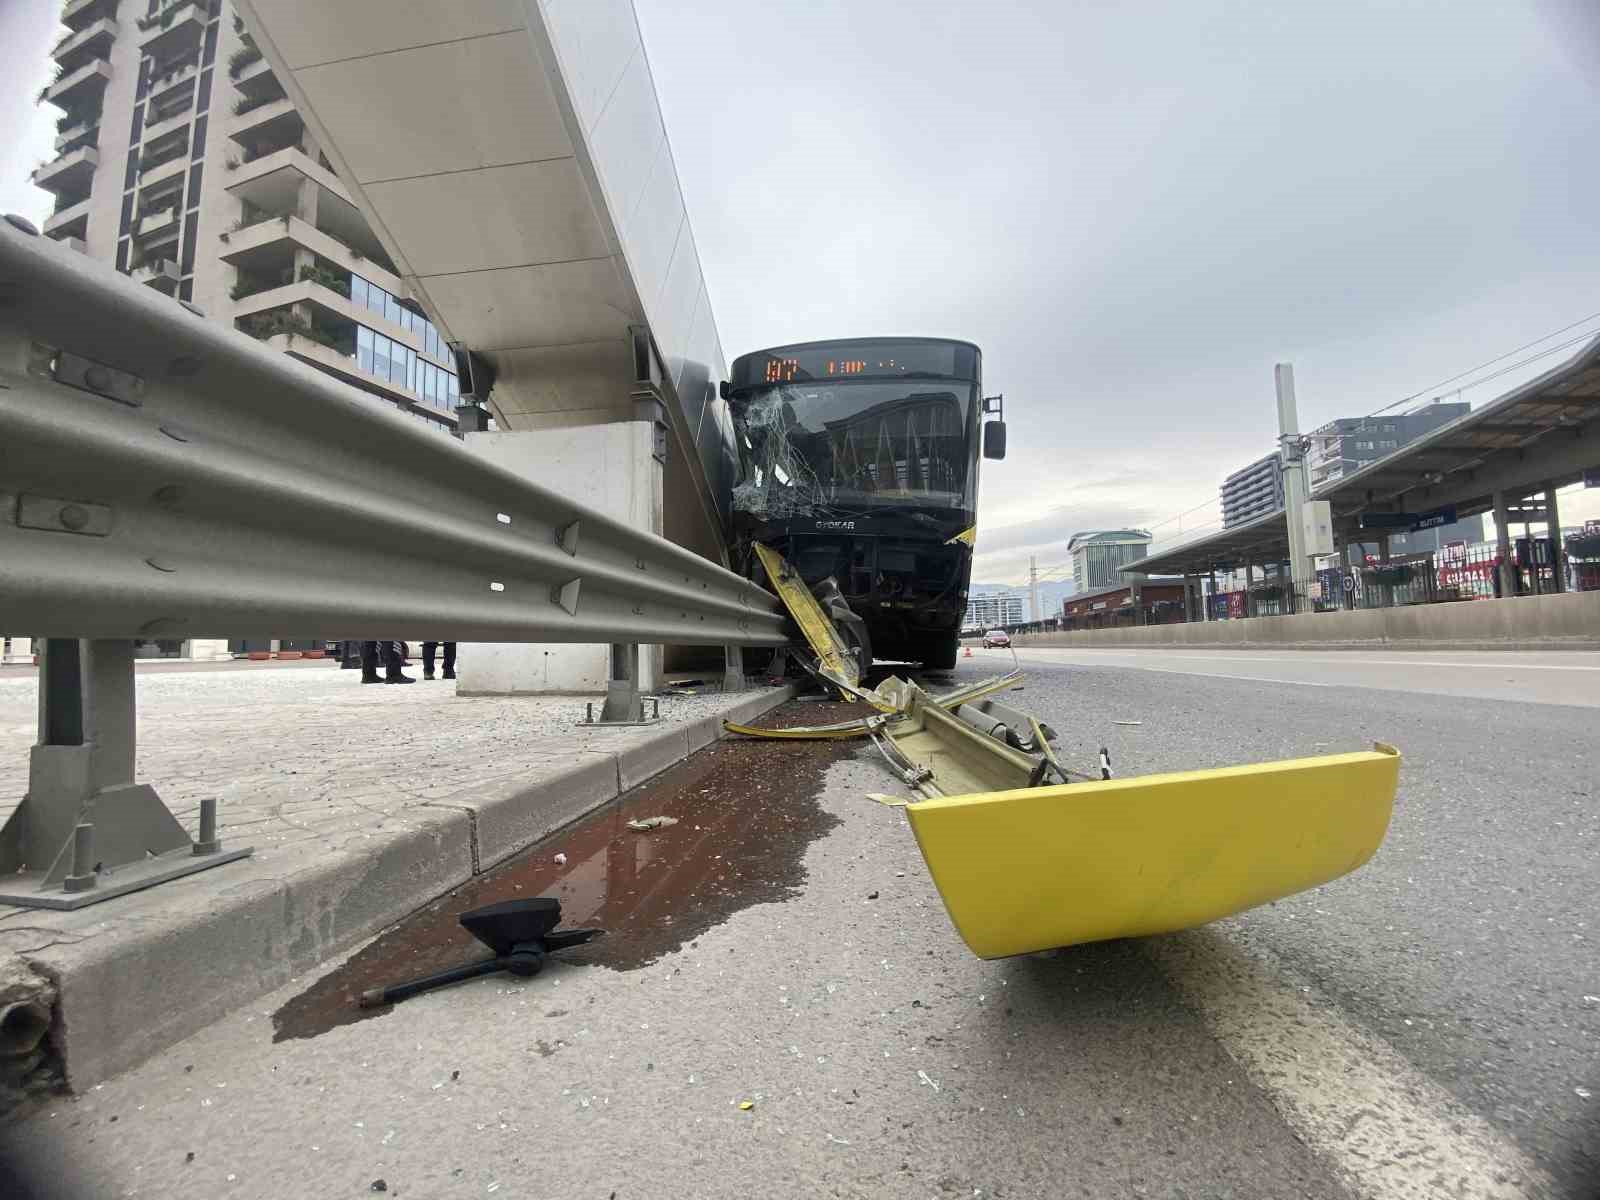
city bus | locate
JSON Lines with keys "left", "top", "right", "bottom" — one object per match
{"left": 721, "top": 337, "right": 1005, "bottom": 671}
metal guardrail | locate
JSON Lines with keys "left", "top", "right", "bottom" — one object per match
{"left": 0, "top": 217, "right": 788, "bottom": 911}
{"left": 0, "top": 220, "right": 787, "bottom": 646}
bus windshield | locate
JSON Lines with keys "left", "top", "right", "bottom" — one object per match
{"left": 730, "top": 381, "right": 977, "bottom": 519}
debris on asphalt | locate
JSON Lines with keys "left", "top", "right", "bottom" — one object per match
{"left": 867, "top": 891, "right": 879, "bottom": 900}
{"left": 1578, "top": 1086, "right": 1593, "bottom": 1100}
{"left": 626, "top": 816, "right": 679, "bottom": 831}
{"left": 370, "top": 1182, "right": 388, "bottom": 1193}
{"left": 918, "top": 1069, "right": 941, "bottom": 1092}
{"left": 553, "top": 853, "right": 568, "bottom": 865}
{"left": 1112, "top": 720, "right": 1143, "bottom": 726}
{"left": 738, "top": 1100, "right": 755, "bottom": 1111}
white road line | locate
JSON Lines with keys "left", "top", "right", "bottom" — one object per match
{"left": 1148, "top": 933, "right": 1553, "bottom": 1200}
{"left": 1004, "top": 649, "right": 1600, "bottom": 672}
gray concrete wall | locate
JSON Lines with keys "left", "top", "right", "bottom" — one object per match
{"left": 1009, "top": 591, "right": 1600, "bottom": 651}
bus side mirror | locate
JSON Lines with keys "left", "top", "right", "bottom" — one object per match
{"left": 983, "top": 421, "right": 1007, "bottom": 460}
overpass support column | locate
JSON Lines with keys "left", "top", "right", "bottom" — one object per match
{"left": 1545, "top": 483, "right": 1565, "bottom": 593}
{"left": 1493, "top": 490, "right": 1516, "bottom": 598}
{"left": 1377, "top": 535, "right": 1392, "bottom": 609}
{"left": 1207, "top": 569, "right": 1218, "bottom": 621}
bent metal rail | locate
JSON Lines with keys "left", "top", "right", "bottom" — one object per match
{"left": 0, "top": 220, "right": 787, "bottom": 647}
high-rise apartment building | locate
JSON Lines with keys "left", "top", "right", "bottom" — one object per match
{"left": 964, "top": 592, "right": 1025, "bottom": 630}
{"left": 1306, "top": 402, "right": 1470, "bottom": 490}
{"left": 31, "top": 0, "right": 463, "bottom": 440}
{"left": 25, "top": 0, "right": 474, "bottom": 659}
{"left": 1067, "top": 530, "right": 1151, "bottom": 593}
{"left": 1220, "top": 452, "right": 1284, "bottom": 529}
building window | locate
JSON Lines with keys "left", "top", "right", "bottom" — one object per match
{"left": 351, "top": 275, "right": 368, "bottom": 308}
{"left": 1377, "top": 439, "right": 1397, "bottom": 449}
{"left": 1354, "top": 440, "right": 1374, "bottom": 450}
{"left": 357, "top": 326, "right": 373, "bottom": 374}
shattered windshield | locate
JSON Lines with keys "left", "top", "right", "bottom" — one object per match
{"left": 730, "top": 382, "right": 976, "bottom": 519}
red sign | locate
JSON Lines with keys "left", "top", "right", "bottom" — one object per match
{"left": 1226, "top": 592, "right": 1246, "bottom": 619}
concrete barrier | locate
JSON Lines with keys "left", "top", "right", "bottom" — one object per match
{"left": 1010, "top": 591, "right": 1600, "bottom": 651}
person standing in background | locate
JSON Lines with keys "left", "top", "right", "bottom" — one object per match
{"left": 422, "top": 641, "right": 456, "bottom": 681}
{"left": 360, "top": 640, "right": 415, "bottom": 684}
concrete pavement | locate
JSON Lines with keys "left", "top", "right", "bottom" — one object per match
{"left": 0, "top": 662, "right": 795, "bottom": 1091}
{"left": 4, "top": 654, "right": 1596, "bottom": 1196}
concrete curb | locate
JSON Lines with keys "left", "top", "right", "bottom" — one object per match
{"left": 22, "top": 683, "right": 799, "bottom": 1091}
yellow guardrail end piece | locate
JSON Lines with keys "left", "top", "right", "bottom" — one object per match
{"left": 903, "top": 747, "right": 1401, "bottom": 959}
{"left": 752, "top": 542, "right": 860, "bottom": 690}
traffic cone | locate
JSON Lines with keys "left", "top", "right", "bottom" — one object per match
{"left": 962, "top": 645, "right": 973, "bottom": 658}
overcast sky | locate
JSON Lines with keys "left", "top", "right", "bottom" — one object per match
{"left": 636, "top": 0, "right": 1600, "bottom": 583}
{"left": 4, "top": 2, "right": 1597, "bottom": 586}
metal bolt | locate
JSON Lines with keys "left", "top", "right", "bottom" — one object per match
{"left": 58, "top": 504, "right": 89, "bottom": 531}
{"left": 63, "top": 823, "right": 97, "bottom": 892}
{"left": 192, "top": 797, "right": 221, "bottom": 855}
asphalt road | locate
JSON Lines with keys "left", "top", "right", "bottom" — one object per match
{"left": 6, "top": 652, "right": 1596, "bottom": 1198}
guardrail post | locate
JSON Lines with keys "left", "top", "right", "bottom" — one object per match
{"left": 0, "top": 640, "right": 253, "bottom": 910}
{"left": 723, "top": 644, "right": 745, "bottom": 692}
{"left": 599, "top": 643, "right": 641, "bottom": 723}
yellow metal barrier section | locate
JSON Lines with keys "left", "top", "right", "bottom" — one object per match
{"left": 903, "top": 744, "right": 1400, "bottom": 958}
{"left": 752, "top": 542, "right": 862, "bottom": 694}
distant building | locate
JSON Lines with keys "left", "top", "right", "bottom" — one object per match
{"left": 1068, "top": 530, "right": 1152, "bottom": 593}
{"left": 1306, "top": 402, "right": 1470, "bottom": 489}
{"left": 1221, "top": 453, "right": 1284, "bottom": 529}
{"left": 965, "top": 592, "right": 1025, "bottom": 629}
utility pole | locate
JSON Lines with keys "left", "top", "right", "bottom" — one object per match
{"left": 1275, "top": 363, "right": 1311, "bottom": 614}
{"left": 1029, "top": 556, "right": 1041, "bottom": 626}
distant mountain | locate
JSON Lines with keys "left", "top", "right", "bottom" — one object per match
{"left": 967, "top": 579, "right": 1077, "bottom": 622}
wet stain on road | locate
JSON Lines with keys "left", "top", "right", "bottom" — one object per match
{"left": 272, "top": 698, "right": 869, "bottom": 1042}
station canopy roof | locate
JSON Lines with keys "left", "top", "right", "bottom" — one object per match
{"left": 1130, "top": 333, "right": 1600, "bottom": 577}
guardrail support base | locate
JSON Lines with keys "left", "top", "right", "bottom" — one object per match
{"left": 0, "top": 639, "right": 253, "bottom": 910}
{"left": 576, "top": 643, "right": 661, "bottom": 728}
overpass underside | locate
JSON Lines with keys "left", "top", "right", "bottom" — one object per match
{"left": 238, "top": 0, "right": 736, "bottom": 569}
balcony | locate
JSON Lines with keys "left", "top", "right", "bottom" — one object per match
{"left": 61, "top": 0, "right": 117, "bottom": 33}
{"left": 52, "top": 16, "right": 117, "bottom": 73}
{"left": 43, "top": 59, "right": 112, "bottom": 111}
{"left": 137, "top": 148, "right": 188, "bottom": 191}
{"left": 146, "top": 57, "right": 198, "bottom": 106}
{"left": 54, "top": 115, "right": 100, "bottom": 154}
{"left": 228, "top": 95, "right": 298, "bottom": 146}
{"left": 140, "top": 107, "right": 191, "bottom": 147}
{"left": 255, "top": 329, "right": 459, "bottom": 429}
{"left": 44, "top": 197, "right": 91, "bottom": 240}
{"left": 133, "top": 257, "right": 181, "bottom": 293}
{"left": 223, "top": 147, "right": 391, "bottom": 263}
{"left": 138, "top": 0, "right": 210, "bottom": 57}
{"left": 31, "top": 145, "right": 99, "bottom": 198}
{"left": 231, "top": 54, "right": 281, "bottom": 104}
{"left": 58, "top": 236, "right": 88, "bottom": 254}
{"left": 135, "top": 206, "right": 180, "bottom": 242}
{"left": 220, "top": 212, "right": 403, "bottom": 289}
